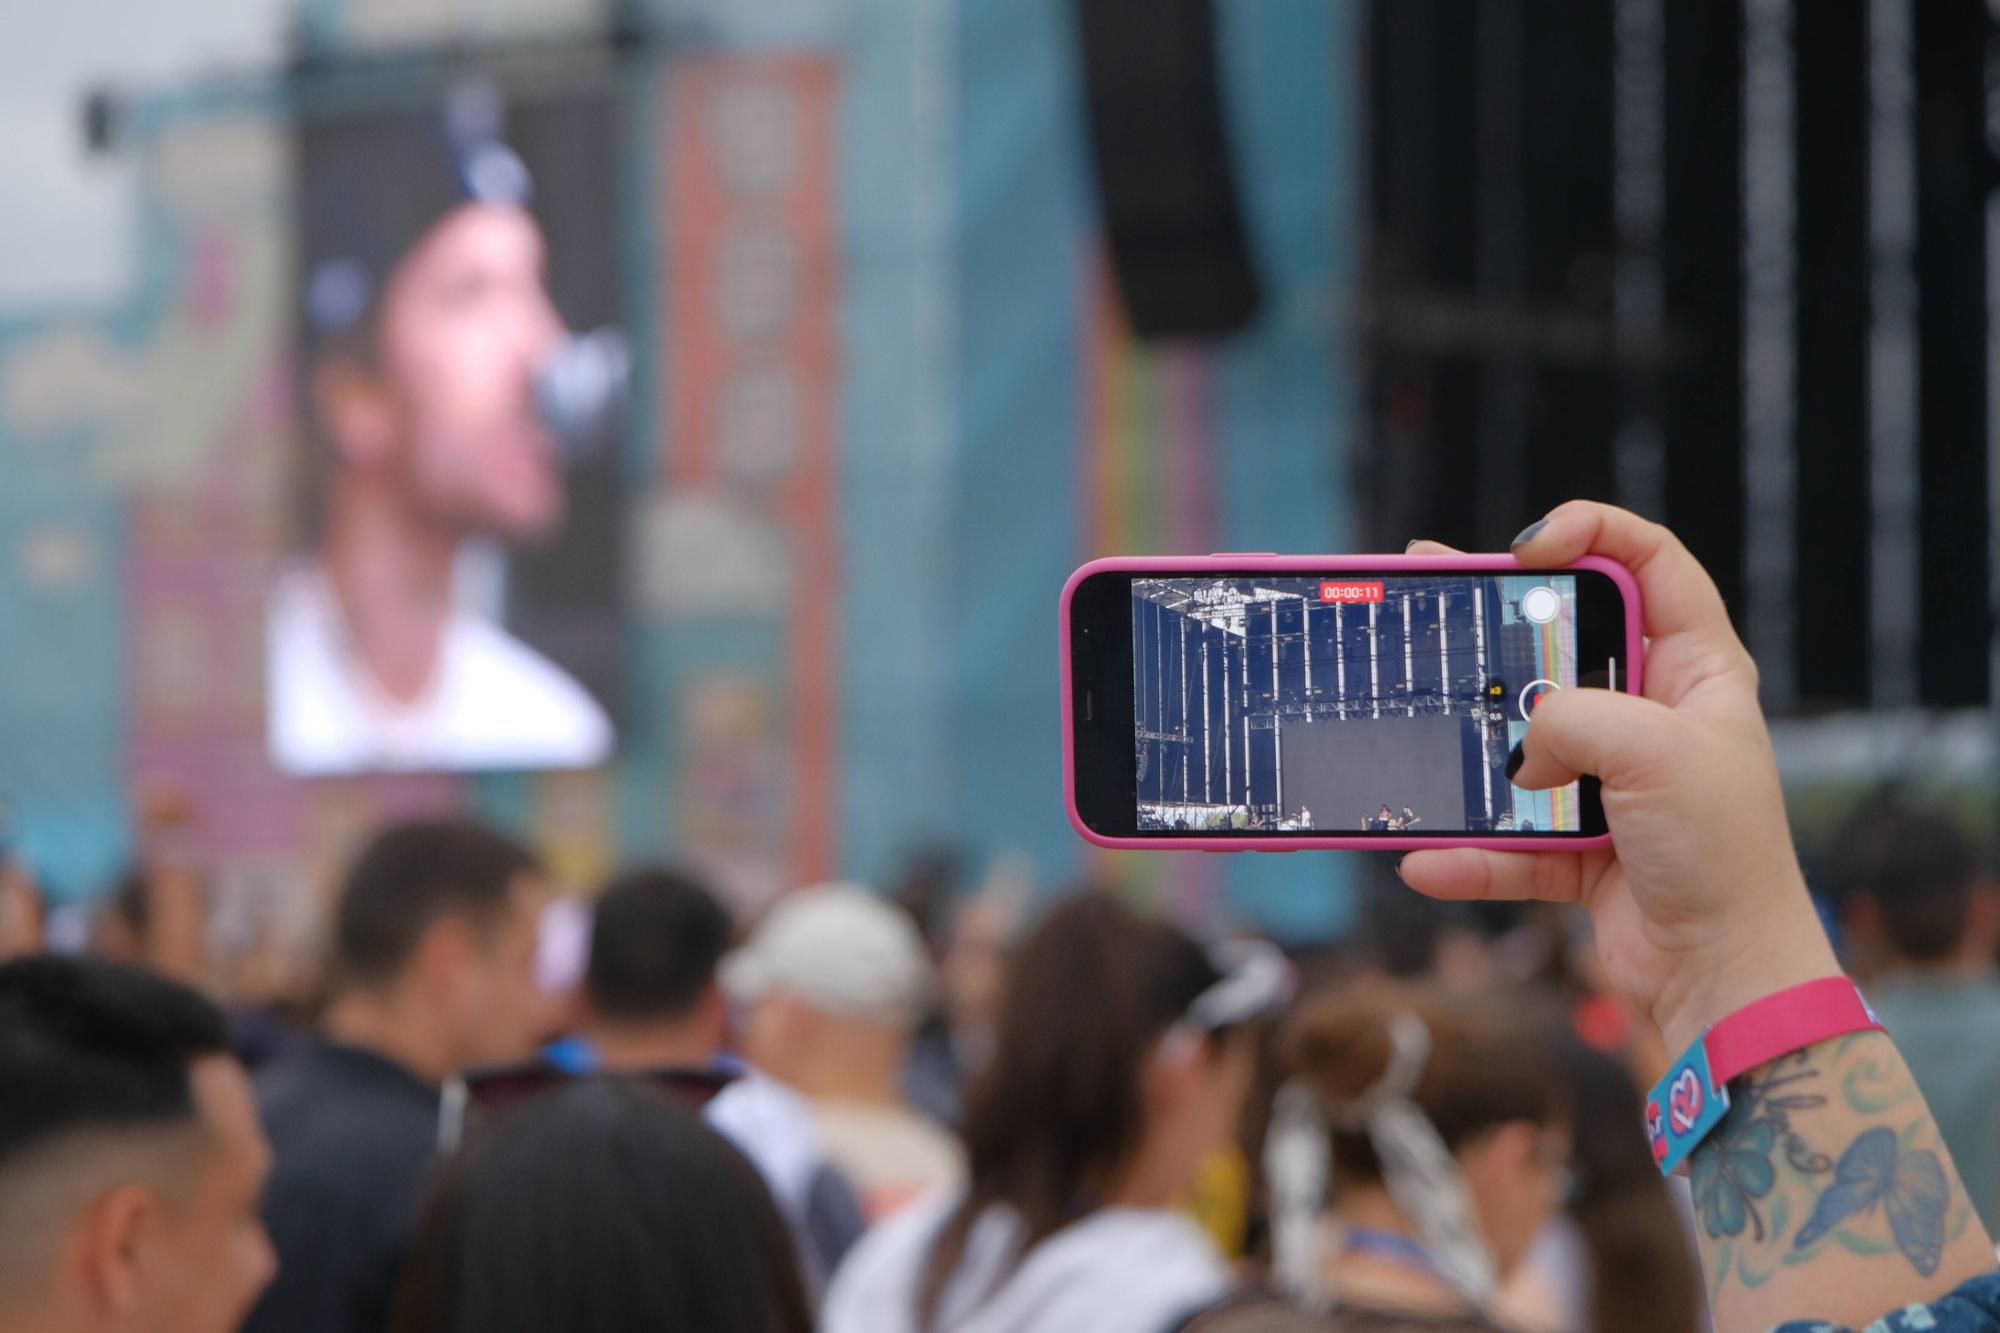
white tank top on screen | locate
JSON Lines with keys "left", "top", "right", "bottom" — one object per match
{"left": 266, "top": 562, "right": 611, "bottom": 774}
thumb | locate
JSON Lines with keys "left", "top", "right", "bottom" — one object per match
{"left": 1510, "top": 686, "right": 1680, "bottom": 792}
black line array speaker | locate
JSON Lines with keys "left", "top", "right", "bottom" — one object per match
{"left": 1072, "top": 0, "right": 1264, "bottom": 340}
{"left": 1361, "top": 0, "right": 1998, "bottom": 711}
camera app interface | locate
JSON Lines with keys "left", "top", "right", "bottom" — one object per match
{"left": 1130, "top": 574, "right": 1592, "bottom": 834}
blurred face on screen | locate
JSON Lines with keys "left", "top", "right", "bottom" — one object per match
{"left": 371, "top": 201, "right": 565, "bottom": 541}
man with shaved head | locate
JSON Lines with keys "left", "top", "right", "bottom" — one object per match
{"left": 0, "top": 955, "right": 276, "bottom": 1333}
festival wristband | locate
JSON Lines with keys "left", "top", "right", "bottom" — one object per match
{"left": 1645, "top": 976, "right": 1884, "bottom": 1176}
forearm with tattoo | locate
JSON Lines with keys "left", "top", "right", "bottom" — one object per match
{"left": 1688, "top": 1032, "right": 1995, "bottom": 1330}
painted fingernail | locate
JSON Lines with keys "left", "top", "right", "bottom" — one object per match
{"left": 1509, "top": 518, "right": 1549, "bottom": 549}
{"left": 1395, "top": 856, "right": 1407, "bottom": 881}
{"left": 1504, "top": 741, "right": 1526, "bottom": 781}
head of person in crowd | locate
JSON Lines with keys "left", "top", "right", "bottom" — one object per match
{"left": 899, "top": 895, "right": 1264, "bottom": 1329}
{"left": 0, "top": 956, "right": 275, "bottom": 1333}
{"left": 88, "top": 867, "right": 157, "bottom": 967}
{"left": 936, "top": 868, "right": 1031, "bottom": 1079}
{"left": 1836, "top": 797, "right": 1998, "bottom": 979}
{"left": 322, "top": 817, "right": 549, "bottom": 1085}
{"left": 0, "top": 855, "right": 44, "bottom": 962}
{"left": 883, "top": 846, "right": 976, "bottom": 1129}
{"left": 1262, "top": 980, "right": 1570, "bottom": 1322}
{"left": 1550, "top": 1038, "right": 1702, "bottom": 1333}
{"left": 887, "top": 845, "right": 962, "bottom": 964}
{"left": 725, "top": 883, "right": 967, "bottom": 1222}
{"left": 1352, "top": 880, "right": 1517, "bottom": 996}
{"left": 725, "top": 883, "right": 936, "bottom": 1104}
{"left": 88, "top": 861, "right": 209, "bottom": 987}
{"left": 389, "top": 1078, "right": 811, "bottom": 1333}
{"left": 579, "top": 865, "right": 734, "bottom": 1071}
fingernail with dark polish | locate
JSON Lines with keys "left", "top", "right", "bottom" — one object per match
{"left": 1504, "top": 512, "right": 1552, "bottom": 544}
{"left": 1509, "top": 518, "right": 1548, "bottom": 549}
{"left": 1394, "top": 856, "right": 1407, "bottom": 881}
{"left": 1504, "top": 742, "right": 1525, "bottom": 781}
{"left": 1404, "top": 539, "right": 1421, "bottom": 553}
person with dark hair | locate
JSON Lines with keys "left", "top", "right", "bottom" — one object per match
{"left": 1550, "top": 1040, "right": 1702, "bottom": 1333}
{"left": 0, "top": 854, "right": 43, "bottom": 961}
{"left": 91, "top": 861, "right": 207, "bottom": 987}
{"left": 90, "top": 792, "right": 212, "bottom": 986}
{"left": 823, "top": 895, "right": 1281, "bottom": 1333}
{"left": 389, "top": 1078, "right": 812, "bottom": 1333}
{"left": 1838, "top": 800, "right": 2000, "bottom": 1230}
{"left": 580, "top": 864, "right": 736, "bottom": 1065}
{"left": 242, "top": 817, "right": 549, "bottom": 1333}
{"left": 1186, "top": 981, "right": 1573, "bottom": 1333}
{"left": 558, "top": 865, "right": 866, "bottom": 1292}
{"left": 0, "top": 955, "right": 275, "bottom": 1333}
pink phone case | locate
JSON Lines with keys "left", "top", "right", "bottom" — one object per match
{"left": 1059, "top": 553, "right": 1643, "bottom": 852}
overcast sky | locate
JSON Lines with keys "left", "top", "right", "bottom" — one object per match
{"left": 0, "top": 0, "right": 289, "bottom": 313}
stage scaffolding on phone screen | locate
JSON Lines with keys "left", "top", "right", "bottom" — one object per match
{"left": 1130, "top": 576, "right": 1521, "bottom": 829}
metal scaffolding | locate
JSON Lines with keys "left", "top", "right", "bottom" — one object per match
{"left": 1131, "top": 576, "right": 1517, "bottom": 823}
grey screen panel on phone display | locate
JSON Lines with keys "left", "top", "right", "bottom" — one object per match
{"left": 1129, "top": 574, "right": 1586, "bottom": 835}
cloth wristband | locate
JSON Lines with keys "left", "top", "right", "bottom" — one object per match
{"left": 1645, "top": 976, "right": 1884, "bottom": 1176}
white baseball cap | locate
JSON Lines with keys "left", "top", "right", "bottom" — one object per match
{"left": 720, "top": 883, "right": 935, "bottom": 1029}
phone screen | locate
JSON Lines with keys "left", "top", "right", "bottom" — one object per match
{"left": 1068, "top": 567, "right": 1628, "bottom": 839}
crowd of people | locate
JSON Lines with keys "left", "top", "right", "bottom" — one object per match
{"left": 5, "top": 503, "right": 2000, "bottom": 1333}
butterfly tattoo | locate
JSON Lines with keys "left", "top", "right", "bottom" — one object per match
{"left": 1793, "top": 1126, "right": 1948, "bottom": 1275}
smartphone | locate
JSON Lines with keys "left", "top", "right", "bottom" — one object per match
{"left": 1061, "top": 554, "right": 1641, "bottom": 851}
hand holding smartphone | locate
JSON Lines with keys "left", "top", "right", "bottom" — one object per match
{"left": 1061, "top": 553, "right": 1641, "bottom": 850}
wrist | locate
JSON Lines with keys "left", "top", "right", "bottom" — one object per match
{"left": 1651, "top": 894, "right": 1843, "bottom": 1054}
{"left": 1645, "top": 973, "right": 1883, "bottom": 1175}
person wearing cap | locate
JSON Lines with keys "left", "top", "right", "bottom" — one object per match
{"left": 725, "top": 884, "right": 967, "bottom": 1221}
{"left": 269, "top": 88, "right": 612, "bottom": 775}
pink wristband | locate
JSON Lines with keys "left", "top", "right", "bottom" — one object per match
{"left": 1704, "top": 976, "right": 1883, "bottom": 1085}
{"left": 1645, "top": 976, "right": 1884, "bottom": 1176}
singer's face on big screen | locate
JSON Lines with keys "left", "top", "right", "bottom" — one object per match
{"left": 374, "top": 201, "right": 566, "bottom": 541}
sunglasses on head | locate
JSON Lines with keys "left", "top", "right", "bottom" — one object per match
{"left": 438, "top": 1062, "right": 737, "bottom": 1153}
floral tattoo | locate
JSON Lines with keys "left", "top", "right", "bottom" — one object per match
{"left": 1691, "top": 1053, "right": 1830, "bottom": 1243}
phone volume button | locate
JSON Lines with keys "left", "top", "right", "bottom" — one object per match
{"left": 1207, "top": 552, "right": 1279, "bottom": 559}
